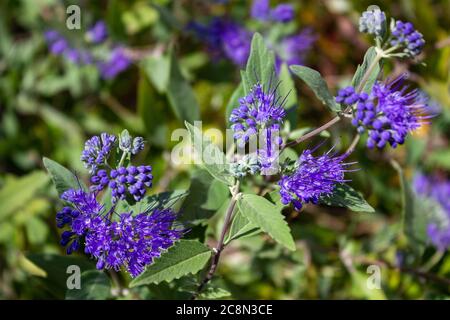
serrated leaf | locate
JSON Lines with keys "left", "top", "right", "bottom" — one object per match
{"left": 43, "top": 157, "right": 86, "bottom": 196}
{"left": 237, "top": 194, "right": 295, "bottom": 251}
{"left": 185, "top": 121, "right": 234, "bottom": 186}
{"left": 290, "top": 65, "right": 340, "bottom": 112}
{"left": 351, "top": 47, "right": 381, "bottom": 93}
{"left": 167, "top": 50, "right": 200, "bottom": 123}
{"left": 65, "top": 270, "right": 111, "bottom": 300}
{"left": 320, "top": 184, "right": 375, "bottom": 213}
{"left": 130, "top": 240, "right": 211, "bottom": 287}
{"left": 126, "top": 190, "right": 189, "bottom": 214}
{"left": 0, "top": 171, "right": 49, "bottom": 221}
{"left": 224, "top": 211, "right": 260, "bottom": 245}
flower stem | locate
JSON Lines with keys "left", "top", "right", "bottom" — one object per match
{"left": 282, "top": 115, "right": 341, "bottom": 150}
{"left": 356, "top": 49, "right": 384, "bottom": 93}
{"left": 192, "top": 181, "right": 241, "bottom": 299}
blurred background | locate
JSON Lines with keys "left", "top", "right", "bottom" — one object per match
{"left": 0, "top": 0, "right": 449, "bottom": 299}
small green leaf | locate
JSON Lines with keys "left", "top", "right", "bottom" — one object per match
{"left": 141, "top": 54, "right": 170, "bottom": 93}
{"left": 290, "top": 65, "right": 340, "bottom": 112}
{"left": 198, "top": 286, "right": 231, "bottom": 300}
{"left": 351, "top": 47, "right": 381, "bottom": 93}
{"left": 320, "top": 184, "right": 375, "bottom": 213}
{"left": 167, "top": 50, "right": 200, "bottom": 123}
{"left": 224, "top": 211, "right": 260, "bottom": 244}
{"left": 126, "top": 190, "right": 189, "bottom": 214}
{"left": 185, "top": 121, "right": 234, "bottom": 186}
{"left": 43, "top": 157, "right": 86, "bottom": 196}
{"left": 130, "top": 240, "right": 212, "bottom": 287}
{"left": 237, "top": 194, "right": 295, "bottom": 251}
{"left": 65, "top": 270, "right": 111, "bottom": 300}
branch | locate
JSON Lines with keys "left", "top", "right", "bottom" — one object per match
{"left": 191, "top": 181, "right": 241, "bottom": 299}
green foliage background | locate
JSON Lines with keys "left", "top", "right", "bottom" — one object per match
{"left": 0, "top": 0, "right": 449, "bottom": 299}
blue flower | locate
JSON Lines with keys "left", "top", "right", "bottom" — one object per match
{"left": 271, "top": 4, "right": 295, "bottom": 23}
{"left": 85, "top": 209, "right": 183, "bottom": 277}
{"left": 390, "top": 20, "right": 425, "bottom": 57}
{"left": 279, "top": 149, "right": 350, "bottom": 211}
{"left": 346, "top": 75, "right": 430, "bottom": 149}
{"left": 81, "top": 133, "right": 117, "bottom": 174}
{"left": 56, "top": 189, "right": 104, "bottom": 254}
{"left": 359, "top": 6, "right": 386, "bottom": 36}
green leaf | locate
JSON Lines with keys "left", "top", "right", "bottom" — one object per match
{"left": 130, "top": 240, "right": 212, "bottom": 287}
{"left": 198, "top": 286, "right": 231, "bottom": 300}
{"left": 351, "top": 47, "right": 381, "bottom": 93}
{"left": 25, "top": 217, "right": 49, "bottom": 245}
{"left": 225, "top": 82, "right": 244, "bottom": 124}
{"left": 166, "top": 50, "right": 200, "bottom": 123}
{"left": 224, "top": 211, "right": 260, "bottom": 245}
{"left": 181, "top": 169, "right": 229, "bottom": 224}
{"left": 279, "top": 63, "right": 299, "bottom": 127}
{"left": 392, "top": 162, "right": 428, "bottom": 255}
{"left": 65, "top": 270, "right": 111, "bottom": 300}
{"left": 290, "top": 65, "right": 340, "bottom": 112}
{"left": 237, "top": 194, "right": 295, "bottom": 251}
{"left": 319, "top": 184, "right": 375, "bottom": 213}
{"left": 0, "top": 171, "right": 49, "bottom": 221}
{"left": 185, "top": 121, "right": 234, "bottom": 186}
{"left": 242, "top": 33, "right": 276, "bottom": 93}
{"left": 141, "top": 54, "right": 170, "bottom": 93}
{"left": 43, "top": 157, "right": 86, "bottom": 196}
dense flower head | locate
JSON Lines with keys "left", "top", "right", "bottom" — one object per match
{"left": 230, "top": 83, "right": 286, "bottom": 148}
{"left": 109, "top": 166, "right": 153, "bottom": 202}
{"left": 86, "top": 21, "right": 108, "bottom": 44}
{"left": 345, "top": 75, "right": 430, "bottom": 149}
{"left": 279, "top": 149, "right": 350, "bottom": 211}
{"left": 413, "top": 173, "right": 450, "bottom": 251}
{"left": 336, "top": 86, "right": 365, "bottom": 106}
{"left": 390, "top": 20, "right": 425, "bottom": 57}
{"left": 85, "top": 209, "right": 183, "bottom": 277}
{"left": 81, "top": 133, "right": 117, "bottom": 174}
{"left": 359, "top": 6, "right": 386, "bottom": 36}
{"left": 271, "top": 4, "right": 295, "bottom": 23}
{"left": 57, "top": 189, "right": 104, "bottom": 254}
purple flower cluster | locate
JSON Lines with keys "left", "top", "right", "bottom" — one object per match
{"left": 44, "top": 21, "right": 132, "bottom": 79}
{"left": 230, "top": 83, "right": 286, "bottom": 146}
{"left": 56, "top": 132, "right": 183, "bottom": 277}
{"left": 413, "top": 173, "right": 450, "bottom": 251}
{"left": 339, "top": 75, "right": 429, "bottom": 149}
{"left": 390, "top": 21, "right": 425, "bottom": 57}
{"left": 251, "top": 0, "right": 295, "bottom": 23}
{"left": 91, "top": 166, "right": 153, "bottom": 202}
{"left": 81, "top": 133, "right": 117, "bottom": 174}
{"left": 279, "top": 149, "right": 349, "bottom": 211}
{"left": 85, "top": 210, "right": 182, "bottom": 277}
{"left": 57, "top": 189, "right": 104, "bottom": 254}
